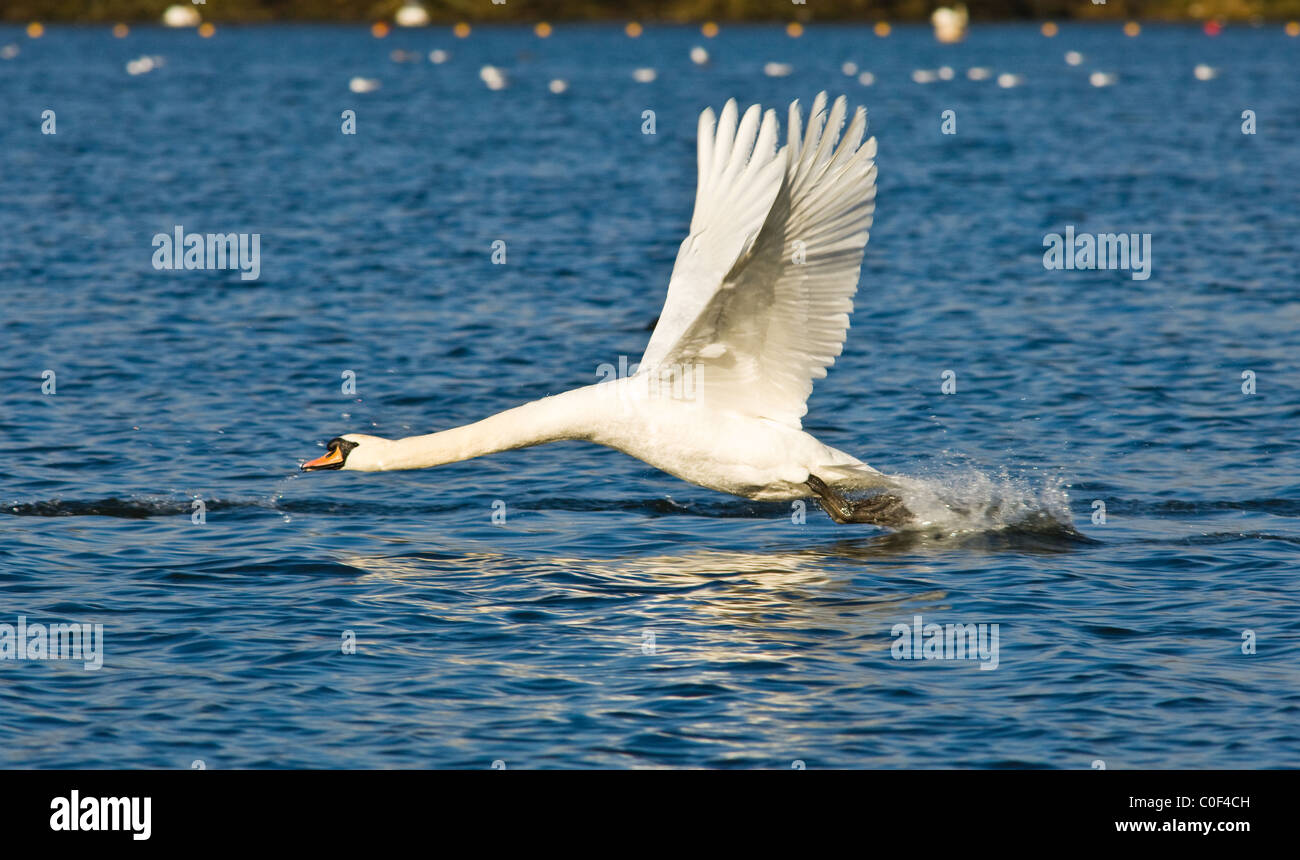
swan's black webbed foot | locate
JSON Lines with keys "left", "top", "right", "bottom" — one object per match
{"left": 805, "top": 475, "right": 854, "bottom": 522}
{"left": 805, "top": 474, "right": 914, "bottom": 528}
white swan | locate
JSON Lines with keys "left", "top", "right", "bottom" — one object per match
{"left": 303, "top": 92, "right": 913, "bottom": 525}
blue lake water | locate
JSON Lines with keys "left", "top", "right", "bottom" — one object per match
{"left": 1, "top": 22, "right": 1298, "bottom": 768}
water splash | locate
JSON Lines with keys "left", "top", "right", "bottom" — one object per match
{"left": 888, "top": 467, "right": 1076, "bottom": 537}
{"left": 267, "top": 472, "right": 301, "bottom": 523}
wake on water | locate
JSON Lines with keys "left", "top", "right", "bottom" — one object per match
{"left": 4, "top": 470, "right": 1079, "bottom": 535}
{"left": 882, "top": 467, "right": 1079, "bottom": 538}
{"left": 4, "top": 462, "right": 1083, "bottom": 544}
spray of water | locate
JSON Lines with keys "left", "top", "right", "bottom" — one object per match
{"left": 888, "top": 467, "right": 1075, "bottom": 536}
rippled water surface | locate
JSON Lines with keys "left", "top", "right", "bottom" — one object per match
{"left": 2, "top": 23, "right": 1298, "bottom": 768}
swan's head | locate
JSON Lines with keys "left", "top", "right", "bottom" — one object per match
{"left": 301, "top": 434, "right": 385, "bottom": 472}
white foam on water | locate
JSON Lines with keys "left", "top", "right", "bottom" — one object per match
{"left": 889, "top": 467, "right": 1074, "bottom": 536}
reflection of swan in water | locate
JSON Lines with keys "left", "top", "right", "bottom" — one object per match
{"left": 337, "top": 543, "right": 948, "bottom": 648}
{"left": 333, "top": 524, "right": 1086, "bottom": 653}
{"left": 340, "top": 520, "right": 1087, "bottom": 596}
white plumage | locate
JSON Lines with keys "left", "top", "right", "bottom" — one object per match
{"left": 643, "top": 92, "right": 877, "bottom": 430}
{"left": 304, "top": 93, "right": 903, "bottom": 518}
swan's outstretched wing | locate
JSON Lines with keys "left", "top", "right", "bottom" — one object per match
{"left": 639, "top": 93, "right": 877, "bottom": 430}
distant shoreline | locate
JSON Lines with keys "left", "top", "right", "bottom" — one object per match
{"left": 4, "top": 17, "right": 1298, "bottom": 26}
{"left": 3, "top": 4, "right": 1296, "bottom": 26}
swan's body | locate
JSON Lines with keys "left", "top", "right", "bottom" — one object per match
{"left": 304, "top": 92, "right": 912, "bottom": 525}
{"left": 329, "top": 377, "right": 887, "bottom": 502}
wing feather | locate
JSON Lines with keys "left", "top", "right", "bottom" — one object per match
{"left": 640, "top": 93, "right": 878, "bottom": 429}
{"left": 641, "top": 99, "right": 786, "bottom": 370}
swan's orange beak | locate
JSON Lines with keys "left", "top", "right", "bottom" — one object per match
{"left": 301, "top": 447, "right": 345, "bottom": 471}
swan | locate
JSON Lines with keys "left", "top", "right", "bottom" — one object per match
{"left": 302, "top": 92, "right": 913, "bottom": 526}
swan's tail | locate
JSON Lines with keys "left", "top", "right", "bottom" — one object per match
{"left": 818, "top": 463, "right": 909, "bottom": 492}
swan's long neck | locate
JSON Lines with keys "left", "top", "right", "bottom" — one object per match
{"left": 362, "top": 386, "right": 601, "bottom": 471}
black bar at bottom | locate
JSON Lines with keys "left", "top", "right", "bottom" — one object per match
{"left": 2, "top": 769, "right": 1282, "bottom": 847}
